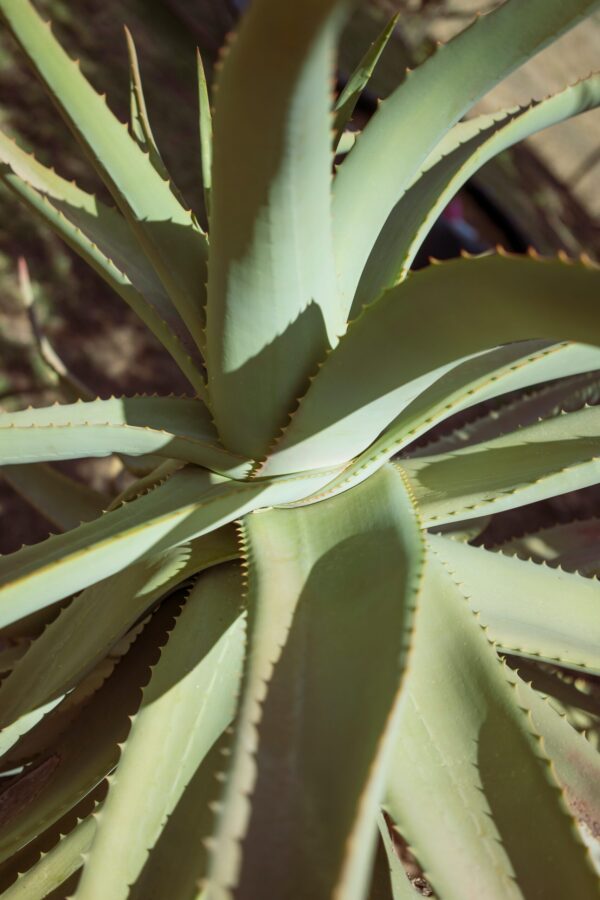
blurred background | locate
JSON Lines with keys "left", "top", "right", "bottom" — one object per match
{"left": 0, "top": 0, "right": 599, "bottom": 551}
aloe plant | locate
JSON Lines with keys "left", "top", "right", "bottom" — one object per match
{"left": 0, "top": 0, "right": 600, "bottom": 896}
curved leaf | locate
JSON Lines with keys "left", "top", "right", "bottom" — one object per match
{"left": 0, "top": 602, "right": 177, "bottom": 865}
{"left": 428, "top": 534, "right": 600, "bottom": 673}
{"left": 0, "top": 465, "right": 343, "bottom": 623}
{"left": 385, "top": 555, "right": 598, "bottom": 898}
{"left": 355, "top": 73, "right": 600, "bottom": 308}
{"left": 333, "top": 12, "right": 399, "bottom": 148}
{"left": 0, "top": 132, "right": 206, "bottom": 395}
{"left": 76, "top": 565, "right": 246, "bottom": 899}
{"left": 260, "top": 255, "right": 600, "bottom": 476}
{"left": 333, "top": 0, "right": 600, "bottom": 314}
{"left": 404, "top": 404, "right": 600, "bottom": 526}
{"left": 0, "top": 396, "right": 251, "bottom": 478}
{"left": 206, "top": 0, "right": 351, "bottom": 458}
{"left": 208, "top": 464, "right": 425, "bottom": 899}
{"left": 0, "top": 0, "right": 208, "bottom": 345}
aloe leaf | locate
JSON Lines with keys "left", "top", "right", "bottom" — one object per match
{"left": 1, "top": 814, "right": 94, "bottom": 899}
{"left": 260, "top": 255, "right": 600, "bottom": 476}
{"left": 404, "top": 404, "right": 600, "bottom": 526}
{"left": 0, "top": 0, "right": 208, "bottom": 345}
{"left": 206, "top": 0, "right": 352, "bottom": 459}
{"left": 0, "top": 133, "right": 206, "bottom": 395}
{"left": 385, "top": 556, "right": 598, "bottom": 898}
{"left": 0, "top": 602, "right": 178, "bottom": 865}
{"left": 499, "top": 519, "right": 600, "bottom": 576}
{"left": 333, "top": 0, "right": 600, "bottom": 314}
{"left": 0, "top": 530, "right": 237, "bottom": 730}
{"left": 76, "top": 565, "right": 245, "bottom": 899}
{"left": 0, "top": 629, "right": 141, "bottom": 769}
{"left": 1, "top": 464, "right": 108, "bottom": 531}
{"left": 128, "top": 733, "right": 232, "bottom": 899}
{"left": 372, "top": 814, "right": 418, "bottom": 900}
{"left": 333, "top": 12, "right": 399, "bottom": 149}
{"left": 295, "top": 342, "right": 600, "bottom": 506}
{"left": 0, "top": 465, "right": 342, "bottom": 623}
{"left": 125, "top": 27, "right": 170, "bottom": 183}
{"left": 428, "top": 534, "right": 600, "bottom": 673}
{"left": 0, "top": 782, "right": 106, "bottom": 898}
{"left": 0, "top": 395, "right": 251, "bottom": 478}
{"left": 355, "top": 72, "right": 600, "bottom": 309}
{"left": 514, "top": 675, "right": 600, "bottom": 848}
{"left": 410, "top": 369, "right": 600, "bottom": 458}
{"left": 196, "top": 48, "right": 213, "bottom": 221}
{"left": 208, "top": 464, "right": 424, "bottom": 899}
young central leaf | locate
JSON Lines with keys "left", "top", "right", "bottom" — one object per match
{"left": 206, "top": 0, "right": 352, "bottom": 459}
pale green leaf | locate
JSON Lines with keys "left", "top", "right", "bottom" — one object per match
{"left": 206, "top": 0, "right": 352, "bottom": 458}
{"left": 428, "top": 534, "right": 600, "bottom": 673}
{"left": 404, "top": 404, "right": 600, "bottom": 526}
{"left": 208, "top": 464, "right": 424, "bottom": 899}
{"left": 125, "top": 27, "right": 170, "bottom": 183}
{"left": 128, "top": 733, "right": 232, "bottom": 899}
{"left": 514, "top": 675, "right": 600, "bottom": 846}
{"left": 0, "top": 465, "right": 343, "bottom": 624}
{"left": 0, "top": 395, "right": 251, "bottom": 478}
{"left": 0, "top": 0, "right": 208, "bottom": 345}
{"left": 260, "top": 256, "right": 600, "bottom": 476}
{"left": 0, "top": 131, "right": 206, "bottom": 395}
{"left": 333, "top": 0, "right": 600, "bottom": 314}
{"left": 385, "top": 555, "right": 598, "bottom": 898}
{"left": 287, "top": 341, "right": 600, "bottom": 500}
{"left": 374, "top": 814, "right": 418, "bottom": 900}
{"left": 0, "top": 603, "right": 177, "bottom": 864}
{"left": 333, "top": 12, "right": 399, "bottom": 148}
{"left": 1, "top": 815, "right": 94, "bottom": 899}
{"left": 355, "top": 73, "right": 600, "bottom": 308}
{"left": 410, "top": 368, "right": 600, "bottom": 459}
{"left": 76, "top": 565, "right": 245, "bottom": 899}
{"left": 196, "top": 48, "right": 213, "bottom": 221}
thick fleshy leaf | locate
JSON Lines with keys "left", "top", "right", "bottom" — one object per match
{"left": 1, "top": 815, "right": 94, "bottom": 899}
{"left": 76, "top": 565, "right": 245, "bottom": 899}
{"left": 372, "top": 814, "right": 418, "bottom": 900}
{"left": 208, "top": 464, "right": 424, "bottom": 899}
{"left": 428, "top": 534, "right": 600, "bottom": 673}
{"left": 206, "top": 0, "right": 352, "bottom": 459}
{"left": 259, "top": 256, "right": 600, "bottom": 476}
{"left": 355, "top": 73, "right": 600, "bottom": 308}
{"left": 0, "top": 131, "right": 206, "bottom": 394}
{"left": 404, "top": 404, "right": 600, "bottom": 526}
{"left": 0, "top": 396, "right": 251, "bottom": 478}
{"left": 128, "top": 733, "right": 231, "bottom": 899}
{"left": 333, "top": 0, "right": 600, "bottom": 314}
{"left": 0, "top": 529, "right": 237, "bottom": 731}
{"left": 498, "top": 519, "right": 600, "bottom": 576}
{"left": 333, "top": 12, "right": 399, "bottom": 148}
{"left": 385, "top": 555, "right": 598, "bottom": 898}
{"left": 291, "top": 342, "right": 600, "bottom": 505}
{"left": 125, "top": 27, "right": 172, "bottom": 187}
{"left": 0, "top": 0, "right": 208, "bottom": 345}
{"left": 0, "top": 465, "right": 342, "bottom": 623}
{"left": 0, "top": 602, "right": 177, "bottom": 864}
{"left": 410, "top": 368, "right": 600, "bottom": 458}
{"left": 1, "top": 464, "right": 107, "bottom": 531}
{"left": 514, "top": 675, "right": 600, "bottom": 845}
{"left": 196, "top": 48, "right": 213, "bottom": 220}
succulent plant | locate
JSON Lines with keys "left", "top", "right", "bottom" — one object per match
{"left": 0, "top": 0, "right": 600, "bottom": 897}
